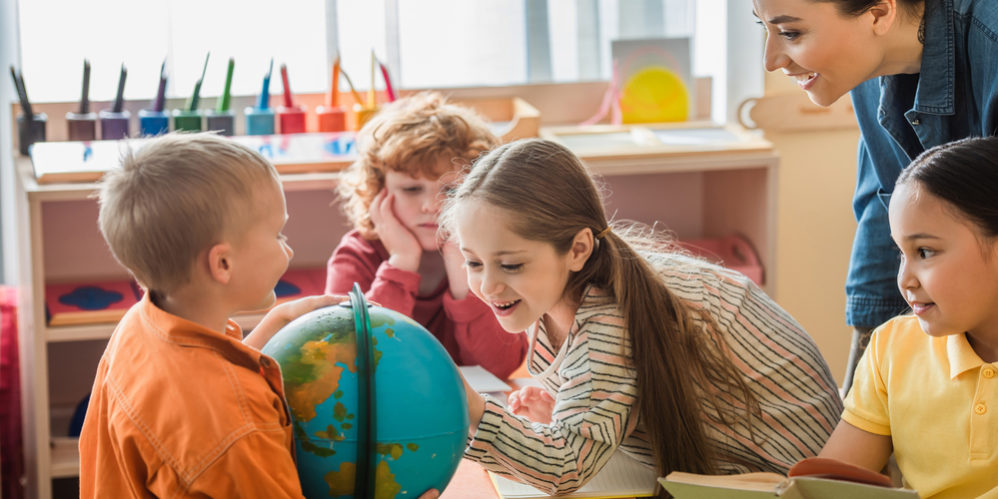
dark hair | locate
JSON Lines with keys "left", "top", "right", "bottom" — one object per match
{"left": 819, "top": 0, "right": 922, "bottom": 17}
{"left": 441, "top": 138, "right": 758, "bottom": 477}
{"left": 897, "top": 136, "right": 998, "bottom": 239}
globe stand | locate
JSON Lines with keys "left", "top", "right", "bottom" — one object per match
{"left": 348, "top": 283, "right": 377, "bottom": 498}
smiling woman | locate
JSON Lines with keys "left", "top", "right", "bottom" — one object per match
{"left": 752, "top": 0, "right": 998, "bottom": 392}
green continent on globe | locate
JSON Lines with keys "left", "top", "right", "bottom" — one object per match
{"left": 282, "top": 326, "right": 357, "bottom": 422}
{"left": 324, "top": 461, "right": 355, "bottom": 496}
{"left": 323, "top": 460, "right": 402, "bottom": 499}
{"left": 374, "top": 460, "right": 402, "bottom": 499}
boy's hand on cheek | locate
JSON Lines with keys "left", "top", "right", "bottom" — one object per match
{"left": 370, "top": 189, "right": 422, "bottom": 272}
{"left": 441, "top": 239, "right": 469, "bottom": 300}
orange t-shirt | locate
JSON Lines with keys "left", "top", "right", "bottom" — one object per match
{"left": 79, "top": 295, "right": 303, "bottom": 497}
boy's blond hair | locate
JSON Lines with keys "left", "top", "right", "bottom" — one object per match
{"left": 98, "top": 133, "right": 280, "bottom": 296}
{"left": 338, "top": 91, "right": 499, "bottom": 238}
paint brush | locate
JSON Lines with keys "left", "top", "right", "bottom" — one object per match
{"left": 79, "top": 59, "right": 91, "bottom": 114}
{"left": 280, "top": 63, "right": 295, "bottom": 108}
{"left": 153, "top": 59, "right": 167, "bottom": 113}
{"left": 217, "top": 57, "right": 234, "bottom": 112}
{"left": 111, "top": 63, "right": 127, "bottom": 113}
{"left": 187, "top": 52, "right": 210, "bottom": 112}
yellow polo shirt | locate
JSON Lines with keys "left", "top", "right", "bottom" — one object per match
{"left": 844, "top": 315, "right": 998, "bottom": 499}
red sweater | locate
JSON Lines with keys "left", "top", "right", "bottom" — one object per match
{"left": 325, "top": 230, "right": 527, "bottom": 379}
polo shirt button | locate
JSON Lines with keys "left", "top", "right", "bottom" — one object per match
{"left": 260, "top": 357, "right": 271, "bottom": 367}
{"left": 984, "top": 367, "right": 996, "bottom": 378}
{"left": 974, "top": 402, "right": 987, "bottom": 415}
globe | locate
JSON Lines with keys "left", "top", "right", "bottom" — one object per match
{"left": 262, "top": 285, "right": 470, "bottom": 498}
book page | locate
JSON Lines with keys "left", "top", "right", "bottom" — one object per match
{"left": 489, "top": 450, "right": 658, "bottom": 498}
{"left": 459, "top": 365, "right": 512, "bottom": 395}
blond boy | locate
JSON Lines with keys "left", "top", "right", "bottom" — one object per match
{"left": 79, "top": 133, "right": 342, "bottom": 497}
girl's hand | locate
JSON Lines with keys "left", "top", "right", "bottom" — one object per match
{"left": 441, "top": 238, "right": 470, "bottom": 300}
{"left": 370, "top": 189, "right": 422, "bottom": 272}
{"left": 244, "top": 294, "right": 349, "bottom": 349}
{"left": 507, "top": 386, "right": 555, "bottom": 424}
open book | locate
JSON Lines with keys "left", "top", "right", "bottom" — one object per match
{"left": 489, "top": 451, "right": 658, "bottom": 498}
{"left": 660, "top": 458, "right": 918, "bottom": 499}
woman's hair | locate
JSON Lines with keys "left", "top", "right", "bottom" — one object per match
{"left": 98, "top": 132, "right": 279, "bottom": 296}
{"left": 441, "top": 138, "right": 758, "bottom": 477}
{"left": 818, "top": 0, "right": 922, "bottom": 17}
{"left": 897, "top": 136, "right": 998, "bottom": 242}
{"left": 338, "top": 91, "right": 500, "bottom": 238}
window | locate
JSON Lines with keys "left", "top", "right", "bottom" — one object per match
{"left": 17, "top": 0, "right": 757, "bottom": 122}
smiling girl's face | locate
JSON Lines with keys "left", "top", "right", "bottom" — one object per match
{"left": 890, "top": 181, "right": 998, "bottom": 354}
{"left": 455, "top": 199, "right": 582, "bottom": 333}
{"left": 752, "top": 0, "right": 890, "bottom": 106}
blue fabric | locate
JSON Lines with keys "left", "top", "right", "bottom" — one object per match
{"left": 846, "top": 0, "right": 998, "bottom": 327}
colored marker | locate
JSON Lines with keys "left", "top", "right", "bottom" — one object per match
{"left": 217, "top": 57, "right": 234, "bottom": 113}
{"left": 257, "top": 57, "right": 273, "bottom": 110}
{"left": 187, "top": 52, "right": 210, "bottom": 112}
{"left": 153, "top": 59, "right": 167, "bottom": 113}
{"left": 79, "top": 59, "right": 91, "bottom": 114}
{"left": 339, "top": 66, "right": 364, "bottom": 107}
{"left": 317, "top": 55, "right": 346, "bottom": 132}
{"left": 10, "top": 66, "right": 33, "bottom": 117}
{"left": 111, "top": 63, "right": 127, "bottom": 113}
{"left": 67, "top": 59, "right": 97, "bottom": 141}
{"left": 11, "top": 66, "right": 47, "bottom": 154}
{"left": 367, "top": 50, "right": 376, "bottom": 108}
{"left": 276, "top": 63, "right": 306, "bottom": 134}
{"left": 329, "top": 55, "right": 340, "bottom": 107}
{"left": 246, "top": 59, "right": 276, "bottom": 135}
{"left": 207, "top": 57, "right": 236, "bottom": 136}
{"left": 280, "top": 63, "right": 294, "bottom": 108}
{"left": 378, "top": 57, "right": 396, "bottom": 102}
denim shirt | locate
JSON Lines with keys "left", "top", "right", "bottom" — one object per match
{"left": 846, "top": 0, "right": 998, "bottom": 327}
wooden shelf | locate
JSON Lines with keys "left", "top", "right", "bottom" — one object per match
{"left": 50, "top": 437, "right": 80, "bottom": 478}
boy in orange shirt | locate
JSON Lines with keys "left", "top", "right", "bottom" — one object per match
{"left": 78, "top": 133, "right": 345, "bottom": 497}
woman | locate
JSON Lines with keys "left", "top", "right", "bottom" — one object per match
{"left": 752, "top": 0, "right": 998, "bottom": 387}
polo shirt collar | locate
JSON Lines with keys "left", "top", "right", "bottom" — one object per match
{"left": 912, "top": 0, "right": 955, "bottom": 115}
{"left": 948, "top": 332, "right": 985, "bottom": 379}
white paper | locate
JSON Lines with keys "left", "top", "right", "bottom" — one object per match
{"left": 459, "top": 365, "right": 512, "bottom": 394}
{"left": 490, "top": 450, "right": 658, "bottom": 498}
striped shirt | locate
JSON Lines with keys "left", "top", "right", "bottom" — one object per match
{"left": 464, "top": 253, "right": 842, "bottom": 494}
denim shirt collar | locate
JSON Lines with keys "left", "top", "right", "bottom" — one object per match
{"left": 879, "top": 0, "right": 955, "bottom": 116}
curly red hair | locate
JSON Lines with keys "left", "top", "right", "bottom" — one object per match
{"left": 338, "top": 92, "right": 500, "bottom": 238}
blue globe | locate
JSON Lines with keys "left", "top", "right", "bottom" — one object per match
{"left": 262, "top": 286, "right": 469, "bottom": 498}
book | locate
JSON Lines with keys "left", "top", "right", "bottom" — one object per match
{"left": 660, "top": 458, "right": 918, "bottom": 499}
{"left": 489, "top": 451, "right": 658, "bottom": 498}
{"left": 45, "top": 279, "right": 142, "bottom": 326}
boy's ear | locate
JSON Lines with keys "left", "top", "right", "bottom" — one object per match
{"left": 207, "top": 242, "right": 233, "bottom": 284}
{"left": 567, "top": 228, "right": 595, "bottom": 272}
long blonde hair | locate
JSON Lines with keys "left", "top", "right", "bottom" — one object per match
{"left": 441, "top": 138, "right": 759, "bottom": 477}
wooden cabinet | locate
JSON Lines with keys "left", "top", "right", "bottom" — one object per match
{"left": 13, "top": 157, "right": 349, "bottom": 498}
